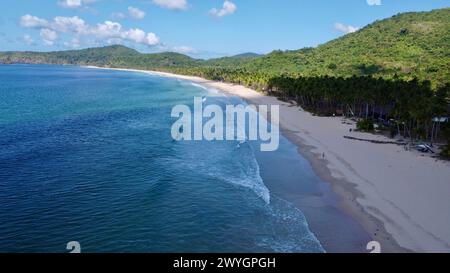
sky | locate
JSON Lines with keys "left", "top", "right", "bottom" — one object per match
{"left": 0, "top": 0, "right": 449, "bottom": 59}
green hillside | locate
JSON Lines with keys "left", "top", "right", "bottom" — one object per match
{"left": 0, "top": 45, "right": 199, "bottom": 68}
{"left": 242, "top": 8, "right": 449, "bottom": 85}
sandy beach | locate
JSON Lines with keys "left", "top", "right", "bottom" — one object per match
{"left": 88, "top": 66, "right": 450, "bottom": 252}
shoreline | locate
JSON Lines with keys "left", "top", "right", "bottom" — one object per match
{"left": 85, "top": 66, "right": 450, "bottom": 253}
{"left": 281, "top": 128, "right": 407, "bottom": 253}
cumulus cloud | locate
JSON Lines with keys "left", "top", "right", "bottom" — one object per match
{"left": 209, "top": 1, "right": 237, "bottom": 18}
{"left": 90, "top": 21, "right": 160, "bottom": 45}
{"left": 58, "top": 0, "right": 83, "bottom": 9}
{"left": 40, "top": 28, "right": 58, "bottom": 46}
{"left": 20, "top": 14, "right": 160, "bottom": 47}
{"left": 57, "top": 0, "right": 97, "bottom": 9}
{"left": 334, "top": 22, "right": 359, "bottom": 34}
{"left": 53, "top": 16, "right": 89, "bottom": 34}
{"left": 20, "top": 14, "right": 49, "bottom": 28}
{"left": 152, "top": 0, "right": 187, "bottom": 10}
{"left": 121, "top": 28, "right": 160, "bottom": 45}
{"left": 128, "top": 6, "right": 146, "bottom": 20}
{"left": 110, "top": 7, "right": 146, "bottom": 21}
{"left": 23, "top": 35, "right": 35, "bottom": 45}
{"left": 367, "top": 0, "right": 382, "bottom": 6}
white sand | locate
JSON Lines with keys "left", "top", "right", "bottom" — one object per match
{"left": 87, "top": 66, "right": 450, "bottom": 252}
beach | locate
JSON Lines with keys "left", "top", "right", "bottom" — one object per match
{"left": 91, "top": 67, "right": 450, "bottom": 253}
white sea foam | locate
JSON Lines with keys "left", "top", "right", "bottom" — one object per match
{"left": 189, "top": 82, "right": 224, "bottom": 96}
{"left": 190, "top": 82, "right": 208, "bottom": 90}
{"left": 257, "top": 196, "right": 325, "bottom": 252}
{"left": 218, "top": 154, "right": 270, "bottom": 205}
{"left": 222, "top": 103, "right": 271, "bottom": 204}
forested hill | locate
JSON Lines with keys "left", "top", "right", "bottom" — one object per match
{"left": 244, "top": 8, "right": 449, "bottom": 86}
{"left": 0, "top": 8, "right": 449, "bottom": 87}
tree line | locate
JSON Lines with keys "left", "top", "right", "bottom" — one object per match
{"left": 165, "top": 66, "right": 450, "bottom": 156}
{"left": 266, "top": 75, "right": 449, "bottom": 151}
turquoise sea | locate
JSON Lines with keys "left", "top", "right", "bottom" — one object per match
{"left": 0, "top": 64, "right": 369, "bottom": 253}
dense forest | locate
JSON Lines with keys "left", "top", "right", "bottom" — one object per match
{"left": 1, "top": 8, "right": 449, "bottom": 156}
{"left": 268, "top": 76, "right": 449, "bottom": 149}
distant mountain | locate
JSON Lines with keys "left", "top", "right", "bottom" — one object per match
{"left": 201, "top": 53, "right": 262, "bottom": 68}
{"left": 0, "top": 45, "right": 199, "bottom": 67}
{"left": 230, "top": 53, "right": 262, "bottom": 59}
{"left": 1, "top": 8, "right": 448, "bottom": 86}
{"left": 0, "top": 45, "right": 139, "bottom": 65}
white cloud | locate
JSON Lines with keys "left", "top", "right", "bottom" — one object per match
{"left": 128, "top": 6, "right": 146, "bottom": 20}
{"left": 121, "top": 28, "right": 160, "bottom": 45}
{"left": 209, "top": 1, "right": 237, "bottom": 18}
{"left": 57, "top": 0, "right": 97, "bottom": 10}
{"left": 58, "top": 0, "right": 83, "bottom": 9}
{"left": 94, "top": 21, "right": 122, "bottom": 38}
{"left": 23, "top": 35, "right": 34, "bottom": 45}
{"left": 53, "top": 16, "right": 89, "bottom": 34}
{"left": 152, "top": 0, "right": 187, "bottom": 10}
{"left": 92, "top": 21, "right": 160, "bottom": 45}
{"left": 20, "top": 14, "right": 49, "bottom": 28}
{"left": 367, "top": 0, "right": 382, "bottom": 6}
{"left": 110, "top": 7, "right": 146, "bottom": 21}
{"left": 334, "top": 22, "right": 359, "bottom": 34}
{"left": 40, "top": 28, "right": 58, "bottom": 46}
{"left": 20, "top": 14, "right": 161, "bottom": 47}
{"left": 144, "top": 33, "right": 160, "bottom": 45}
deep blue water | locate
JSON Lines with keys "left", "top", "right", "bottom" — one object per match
{"left": 0, "top": 64, "right": 325, "bottom": 253}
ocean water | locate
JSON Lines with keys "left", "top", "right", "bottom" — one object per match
{"left": 0, "top": 64, "right": 325, "bottom": 253}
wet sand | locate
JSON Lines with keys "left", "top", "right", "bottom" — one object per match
{"left": 252, "top": 133, "right": 374, "bottom": 252}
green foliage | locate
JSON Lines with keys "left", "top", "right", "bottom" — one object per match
{"left": 327, "top": 63, "right": 337, "bottom": 70}
{"left": 267, "top": 75, "right": 449, "bottom": 141}
{"left": 357, "top": 118, "right": 375, "bottom": 132}
{"left": 239, "top": 8, "right": 450, "bottom": 87}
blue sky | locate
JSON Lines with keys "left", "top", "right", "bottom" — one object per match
{"left": 0, "top": 0, "right": 449, "bottom": 58}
